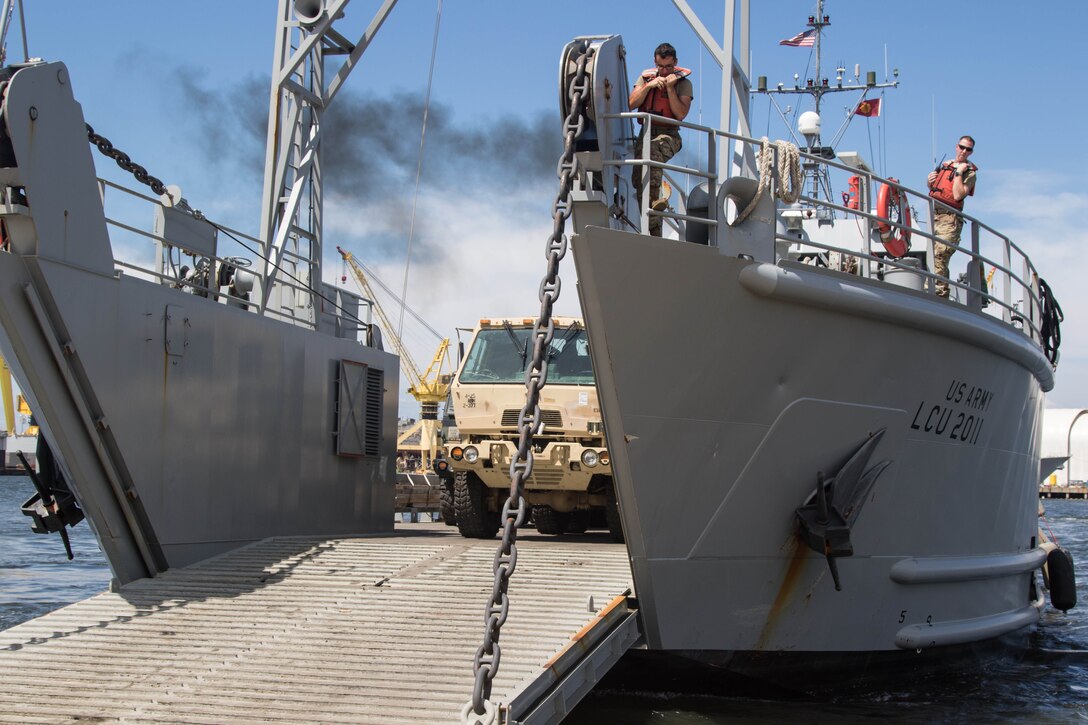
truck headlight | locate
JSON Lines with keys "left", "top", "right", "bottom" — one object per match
{"left": 599, "top": 451, "right": 609, "bottom": 466}
{"left": 581, "top": 449, "right": 599, "bottom": 467}
{"left": 464, "top": 445, "right": 479, "bottom": 463}
{"left": 450, "top": 446, "right": 464, "bottom": 461}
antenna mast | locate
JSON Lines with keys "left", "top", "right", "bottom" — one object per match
{"left": 751, "top": 0, "right": 897, "bottom": 208}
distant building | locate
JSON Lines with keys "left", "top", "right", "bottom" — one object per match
{"left": 1041, "top": 408, "right": 1088, "bottom": 486}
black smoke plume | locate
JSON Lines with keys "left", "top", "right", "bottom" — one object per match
{"left": 179, "top": 76, "right": 561, "bottom": 196}
{"left": 178, "top": 75, "right": 562, "bottom": 261}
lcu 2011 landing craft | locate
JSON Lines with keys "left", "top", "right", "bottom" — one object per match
{"left": 558, "top": 0, "right": 1073, "bottom": 681}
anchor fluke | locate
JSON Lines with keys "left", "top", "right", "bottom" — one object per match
{"left": 795, "top": 428, "right": 892, "bottom": 591}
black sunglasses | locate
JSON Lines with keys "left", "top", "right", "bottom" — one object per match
{"left": 958, "top": 144, "right": 974, "bottom": 152}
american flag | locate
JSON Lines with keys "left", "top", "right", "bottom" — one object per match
{"left": 779, "top": 29, "right": 816, "bottom": 47}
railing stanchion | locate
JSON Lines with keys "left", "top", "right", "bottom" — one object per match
{"left": 1002, "top": 237, "right": 1013, "bottom": 325}
{"left": 967, "top": 220, "right": 982, "bottom": 311}
{"left": 707, "top": 131, "right": 717, "bottom": 247}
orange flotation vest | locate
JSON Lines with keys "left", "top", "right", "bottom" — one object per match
{"left": 637, "top": 67, "right": 692, "bottom": 121}
{"left": 928, "top": 161, "right": 977, "bottom": 210}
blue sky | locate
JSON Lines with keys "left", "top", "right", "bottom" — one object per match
{"left": 15, "top": 0, "right": 1088, "bottom": 412}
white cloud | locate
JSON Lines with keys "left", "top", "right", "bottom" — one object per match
{"left": 325, "top": 184, "right": 584, "bottom": 417}
{"left": 973, "top": 170, "right": 1088, "bottom": 407}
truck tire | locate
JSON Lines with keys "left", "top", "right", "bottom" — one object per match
{"left": 605, "top": 479, "right": 625, "bottom": 543}
{"left": 567, "top": 509, "right": 590, "bottom": 534}
{"left": 439, "top": 479, "right": 457, "bottom": 526}
{"left": 455, "top": 471, "right": 499, "bottom": 539}
{"left": 533, "top": 505, "right": 569, "bottom": 536}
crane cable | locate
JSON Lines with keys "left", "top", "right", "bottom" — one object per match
{"left": 397, "top": 0, "right": 443, "bottom": 341}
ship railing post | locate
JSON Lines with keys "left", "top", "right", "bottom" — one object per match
{"left": 1001, "top": 236, "right": 1013, "bottom": 325}
{"left": 966, "top": 220, "right": 982, "bottom": 311}
{"left": 860, "top": 172, "right": 872, "bottom": 279}
{"left": 926, "top": 198, "right": 936, "bottom": 296}
{"left": 707, "top": 130, "right": 717, "bottom": 247}
{"left": 1026, "top": 257, "right": 1039, "bottom": 343}
{"left": 635, "top": 116, "right": 644, "bottom": 231}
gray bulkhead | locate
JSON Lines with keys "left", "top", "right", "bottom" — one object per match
{"left": 0, "top": 62, "right": 398, "bottom": 584}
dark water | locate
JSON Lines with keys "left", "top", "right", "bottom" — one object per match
{"left": 2, "top": 477, "right": 1087, "bottom": 722}
{"left": 0, "top": 476, "right": 110, "bottom": 631}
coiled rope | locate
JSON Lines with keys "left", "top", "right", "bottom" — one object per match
{"left": 1039, "top": 277, "right": 1063, "bottom": 367}
{"left": 734, "top": 137, "right": 802, "bottom": 225}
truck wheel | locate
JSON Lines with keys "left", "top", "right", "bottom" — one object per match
{"left": 605, "top": 479, "right": 625, "bottom": 543}
{"left": 567, "top": 509, "right": 590, "bottom": 534}
{"left": 439, "top": 479, "right": 457, "bottom": 526}
{"left": 455, "top": 471, "right": 499, "bottom": 539}
{"left": 533, "top": 505, "right": 569, "bottom": 536}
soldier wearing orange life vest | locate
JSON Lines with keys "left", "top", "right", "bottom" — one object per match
{"left": 926, "top": 135, "right": 978, "bottom": 297}
{"left": 628, "top": 42, "right": 693, "bottom": 237}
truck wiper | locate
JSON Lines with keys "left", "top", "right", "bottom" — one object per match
{"left": 548, "top": 321, "right": 581, "bottom": 361}
{"left": 503, "top": 321, "right": 528, "bottom": 368}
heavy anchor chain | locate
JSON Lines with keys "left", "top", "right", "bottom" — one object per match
{"left": 461, "top": 42, "right": 594, "bottom": 725}
{"left": 85, "top": 124, "right": 201, "bottom": 218}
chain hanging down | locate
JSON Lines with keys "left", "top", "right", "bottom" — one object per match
{"left": 460, "top": 43, "right": 594, "bottom": 725}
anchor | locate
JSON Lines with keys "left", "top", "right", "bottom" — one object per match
{"left": 795, "top": 428, "right": 892, "bottom": 591}
{"left": 19, "top": 438, "right": 84, "bottom": 560}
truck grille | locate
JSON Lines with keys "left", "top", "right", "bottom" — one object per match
{"left": 528, "top": 468, "right": 565, "bottom": 488}
{"left": 501, "top": 408, "right": 563, "bottom": 429}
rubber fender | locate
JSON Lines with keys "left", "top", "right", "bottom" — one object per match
{"left": 1047, "top": 547, "right": 1077, "bottom": 612}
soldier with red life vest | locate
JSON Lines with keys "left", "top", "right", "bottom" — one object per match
{"left": 628, "top": 42, "right": 693, "bottom": 237}
{"left": 926, "top": 136, "right": 977, "bottom": 298}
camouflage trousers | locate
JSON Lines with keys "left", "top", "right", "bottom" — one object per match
{"left": 933, "top": 210, "right": 963, "bottom": 298}
{"left": 632, "top": 129, "right": 682, "bottom": 237}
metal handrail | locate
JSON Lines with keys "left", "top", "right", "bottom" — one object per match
{"left": 97, "top": 177, "right": 372, "bottom": 336}
{"left": 605, "top": 110, "right": 1048, "bottom": 350}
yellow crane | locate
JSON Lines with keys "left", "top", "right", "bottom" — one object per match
{"left": 337, "top": 246, "right": 452, "bottom": 469}
{"left": 0, "top": 354, "right": 14, "bottom": 435}
{"left": 0, "top": 355, "right": 38, "bottom": 437}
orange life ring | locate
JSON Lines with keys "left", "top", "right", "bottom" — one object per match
{"left": 876, "top": 179, "right": 911, "bottom": 258}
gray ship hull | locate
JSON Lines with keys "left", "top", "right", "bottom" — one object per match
{"left": 0, "top": 62, "right": 398, "bottom": 585}
{"left": 573, "top": 225, "right": 1050, "bottom": 657}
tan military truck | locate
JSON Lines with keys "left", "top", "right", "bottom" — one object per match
{"left": 439, "top": 317, "right": 621, "bottom": 541}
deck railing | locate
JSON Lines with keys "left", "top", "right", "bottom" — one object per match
{"left": 605, "top": 112, "right": 1045, "bottom": 349}
{"left": 96, "top": 177, "right": 374, "bottom": 337}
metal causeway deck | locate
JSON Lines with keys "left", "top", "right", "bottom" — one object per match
{"left": 0, "top": 524, "right": 638, "bottom": 724}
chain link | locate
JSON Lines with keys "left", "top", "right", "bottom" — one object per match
{"left": 462, "top": 42, "right": 594, "bottom": 722}
{"left": 85, "top": 123, "right": 169, "bottom": 199}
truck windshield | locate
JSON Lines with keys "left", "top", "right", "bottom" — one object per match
{"left": 459, "top": 326, "right": 594, "bottom": 385}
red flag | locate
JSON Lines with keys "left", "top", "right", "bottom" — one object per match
{"left": 854, "top": 98, "right": 881, "bottom": 117}
{"left": 779, "top": 29, "right": 816, "bottom": 47}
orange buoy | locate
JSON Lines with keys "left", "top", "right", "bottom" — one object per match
{"left": 876, "top": 178, "right": 911, "bottom": 258}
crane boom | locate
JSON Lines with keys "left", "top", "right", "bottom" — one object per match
{"left": 336, "top": 246, "right": 451, "bottom": 405}
{"left": 337, "top": 246, "right": 453, "bottom": 470}
{"left": 338, "top": 246, "right": 425, "bottom": 390}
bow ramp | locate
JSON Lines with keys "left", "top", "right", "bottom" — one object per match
{"left": 0, "top": 526, "right": 638, "bottom": 724}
